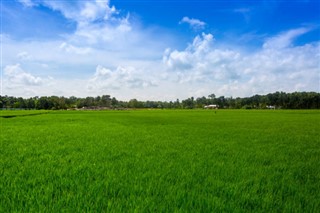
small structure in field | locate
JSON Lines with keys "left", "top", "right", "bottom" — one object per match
{"left": 267, "top": 105, "right": 276, "bottom": 110}
{"left": 204, "top": 104, "right": 219, "bottom": 109}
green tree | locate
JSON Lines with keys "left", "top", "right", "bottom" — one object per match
{"left": 128, "top": 99, "right": 143, "bottom": 108}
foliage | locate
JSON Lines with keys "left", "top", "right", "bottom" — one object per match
{"left": 1, "top": 110, "right": 320, "bottom": 212}
{"left": 1, "top": 91, "right": 320, "bottom": 110}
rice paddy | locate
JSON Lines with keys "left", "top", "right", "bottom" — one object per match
{"left": 1, "top": 110, "right": 319, "bottom": 212}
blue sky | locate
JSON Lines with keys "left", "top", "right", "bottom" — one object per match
{"left": 1, "top": 0, "right": 319, "bottom": 100}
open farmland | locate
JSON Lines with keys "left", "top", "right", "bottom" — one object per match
{"left": 1, "top": 110, "right": 319, "bottom": 212}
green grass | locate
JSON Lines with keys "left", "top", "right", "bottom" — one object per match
{"left": 1, "top": 110, "right": 319, "bottom": 212}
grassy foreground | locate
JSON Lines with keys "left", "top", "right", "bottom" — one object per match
{"left": 1, "top": 110, "right": 319, "bottom": 212}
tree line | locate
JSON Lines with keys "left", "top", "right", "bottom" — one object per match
{"left": 0, "top": 91, "right": 319, "bottom": 110}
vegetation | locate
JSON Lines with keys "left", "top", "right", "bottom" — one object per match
{"left": 1, "top": 110, "right": 319, "bottom": 212}
{"left": 1, "top": 91, "right": 320, "bottom": 110}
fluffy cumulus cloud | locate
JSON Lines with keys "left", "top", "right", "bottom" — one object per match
{"left": 15, "top": 0, "right": 135, "bottom": 50}
{"left": 57, "top": 1, "right": 131, "bottom": 46}
{"left": 180, "top": 17, "right": 206, "bottom": 30}
{"left": 72, "top": 16, "right": 131, "bottom": 46}
{"left": 163, "top": 33, "right": 240, "bottom": 83}
{"left": 163, "top": 29, "right": 320, "bottom": 97}
{"left": 41, "top": 0, "right": 117, "bottom": 23}
{"left": 2, "top": 1, "right": 166, "bottom": 73}
{"left": 4, "top": 64, "right": 47, "bottom": 87}
{"left": 87, "top": 65, "right": 157, "bottom": 92}
{"left": 2, "top": 0, "right": 169, "bottom": 99}
{"left": 2, "top": 63, "right": 89, "bottom": 97}
{"left": 39, "top": 0, "right": 131, "bottom": 47}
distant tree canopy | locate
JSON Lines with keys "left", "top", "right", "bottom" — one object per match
{"left": 1, "top": 91, "right": 319, "bottom": 110}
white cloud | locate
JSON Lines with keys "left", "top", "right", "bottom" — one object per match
{"left": 80, "top": 1, "right": 113, "bottom": 21}
{"left": 17, "top": 51, "right": 32, "bottom": 60}
{"left": 34, "top": 0, "right": 129, "bottom": 47}
{"left": 163, "top": 33, "right": 215, "bottom": 71}
{"left": 163, "top": 33, "right": 240, "bottom": 82}
{"left": 180, "top": 17, "right": 206, "bottom": 30}
{"left": 4, "top": 27, "right": 318, "bottom": 100}
{"left": 12, "top": 0, "right": 169, "bottom": 62}
{"left": 163, "top": 30, "right": 320, "bottom": 97}
{"left": 263, "top": 27, "right": 310, "bottom": 49}
{"left": 18, "top": 0, "right": 36, "bottom": 7}
{"left": 40, "top": 0, "right": 117, "bottom": 23}
{"left": 72, "top": 16, "right": 132, "bottom": 45}
{"left": 87, "top": 65, "right": 157, "bottom": 92}
{"left": 2, "top": 64, "right": 89, "bottom": 98}
{"left": 59, "top": 42, "right": 91, "bottom": 55}
{"left": 4, "top": 64, "right": 46, "bottom": 86}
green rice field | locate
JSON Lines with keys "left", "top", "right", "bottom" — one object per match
{"left": 1, "top": 110, "right": 319, "bottom": 212}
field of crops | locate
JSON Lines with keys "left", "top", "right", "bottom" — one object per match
{"left": 1, "top": 109, "right": 319, "bottom": 212}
